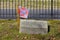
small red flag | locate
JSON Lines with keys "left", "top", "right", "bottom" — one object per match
{"left": 18, "top": 6, "right": 29, "bottom": 18}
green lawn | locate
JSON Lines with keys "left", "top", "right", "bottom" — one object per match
{"left": 0, "top": 20, "right": 60, "bottom": 40}
{"left": 0, "top": 0, "right": 60, "bottom": 9}
{"left": 0, "top": 0, "right": 60, "bottom": 40}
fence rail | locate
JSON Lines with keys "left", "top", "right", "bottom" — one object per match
{"left": 0, "top": 0, "right": 60, "bottom": 19}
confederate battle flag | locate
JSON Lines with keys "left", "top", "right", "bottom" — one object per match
{"left": 18, "top": 6, "right": 29, "bottom": 18}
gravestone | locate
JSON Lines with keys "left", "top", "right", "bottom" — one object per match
{"left": 20, "top": 19, "right": 48, "bottom": 34}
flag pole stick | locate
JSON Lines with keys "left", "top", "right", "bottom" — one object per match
{"left": 16, "top": 1, "right": 20, "bottom": 28}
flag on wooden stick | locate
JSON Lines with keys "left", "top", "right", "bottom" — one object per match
{"left": 18, "top": 6, "right": 29, "bottom": 18}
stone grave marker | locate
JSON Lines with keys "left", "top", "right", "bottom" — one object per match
{"left": 19, "top": 19, "right": 48, "bottom": 34}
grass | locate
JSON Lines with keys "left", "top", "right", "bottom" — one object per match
{"left": 0, "top": 0, "right": 60, "bottom": 9}
{"left": 0, "top": 0, "right": 51, "bottom": 9}
{"left": 0, "top": 0, "right": 60, "bottom": 40}
{"left": 0, "top": 19, "right": 60, "bottom": 40}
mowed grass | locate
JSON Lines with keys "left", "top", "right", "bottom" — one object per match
{"left": 0, "top": 0, "right": 60, "bottom": 40}
{"left": 0, "top": 20, "right": 60, "bottom": 40}
{"left": 1, "top": 0, "right": 51, "bottom": 9}
{"left": 1, "top": 0, "right": 60, "bottom": 9}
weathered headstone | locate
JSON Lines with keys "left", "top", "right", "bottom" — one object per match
{"left": 19, "top": 19, "right": 48, "bottom": 34}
